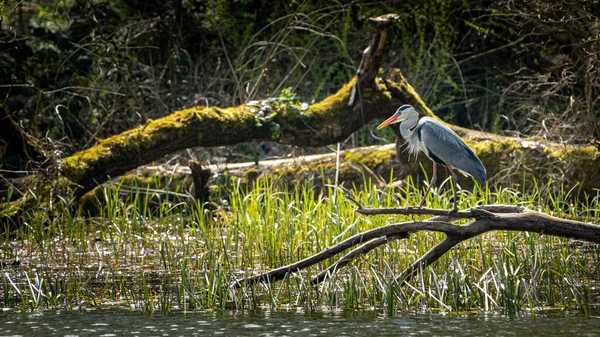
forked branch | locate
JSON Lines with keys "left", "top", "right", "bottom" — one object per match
{"left": 231, "top": 204, "right": 600, "bottom": 289}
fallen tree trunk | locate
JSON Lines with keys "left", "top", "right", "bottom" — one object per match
{"left": 60, "top": 14, "right": 407, "bottom": 196}
{"left": 132, "top": 134, "right": 599, "bottom": 196}
{"left": 60, "top": 76, "right": 390, "bottom": 194}
{"left": 56, "top": 18, "right": 598, "bottom": 198}
{"left": 231, "top": 204, "right": 600, "bottom": 288}
{"left": 2, "top": 13, "right": 599, "bottom": 221}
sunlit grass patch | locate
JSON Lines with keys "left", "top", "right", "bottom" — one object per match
{"left": 1, "top": 177, "right": 599, "bottom": 316}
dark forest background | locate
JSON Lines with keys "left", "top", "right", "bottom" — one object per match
{"left": 2, "top": 0, "right": 599, "bottom": 173}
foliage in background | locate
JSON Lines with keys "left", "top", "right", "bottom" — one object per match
{"left": 1, "top": 0, "right": 599, "bottom": 171}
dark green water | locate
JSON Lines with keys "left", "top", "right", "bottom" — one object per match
{"left": 1, "top": 309, "right": 599, "bottom": 336}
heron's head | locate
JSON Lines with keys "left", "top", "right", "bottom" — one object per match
{"left": 376, "top": 105, "right": 419, "bottom": 130}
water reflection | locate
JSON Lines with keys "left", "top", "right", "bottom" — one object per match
{"left": 0, "top": 309, "right": 599, "bottom": 336}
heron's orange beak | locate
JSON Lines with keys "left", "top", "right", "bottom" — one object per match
{"left": 376, "top": 113, "right": 405, "bottom": 130}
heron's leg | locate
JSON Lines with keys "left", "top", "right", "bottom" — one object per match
{"left": 446, "top": 166, "right": 459, "bottom": 211}
{"left": 418, "top": 163, "right": 437, "bottom": 208}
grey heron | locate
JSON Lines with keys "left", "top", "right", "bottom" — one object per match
{"left": 377, "top": 105, "right": 486, "bottom": 210}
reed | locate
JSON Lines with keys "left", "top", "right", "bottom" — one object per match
{"left": 1, "top": 177, "right": 598, "bottom": 315}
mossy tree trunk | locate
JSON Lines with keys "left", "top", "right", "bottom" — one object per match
{"left": 3, "top": 14, "right": 600, "bottom": 221}
{"left": 133, "top": 135, "right": 599, "bottom": 199}
{"left": 61, "top": 76, "right": 399, "bottom": 195}
{"left": 60, "top": 14, "right": 415, "bottom": 196}
{"left": 60, "top": 59, "right": 600, "bottom": 198}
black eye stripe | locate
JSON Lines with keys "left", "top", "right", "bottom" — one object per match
{"left": 398, "top": 105, "right": 412, "bottom": 112}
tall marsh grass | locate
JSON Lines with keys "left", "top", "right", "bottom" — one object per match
{"left": 1, "top": 177, "right": 599, "bottom": 315}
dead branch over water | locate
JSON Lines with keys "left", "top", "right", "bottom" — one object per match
{"left": 231, "top": 204, "right": 600, "bottom": 288}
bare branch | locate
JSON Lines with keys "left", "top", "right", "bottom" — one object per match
{"left": 356, "top": 204, "right": 526, "bottom": 218}
{"left": 231, "top": 204, "right": 600, "bottom": 289}
{"left": 355, "top": 14, "right": 400, "bottom": 90}
{"left": 394, "top": 235, "right": 463, "bottom": 284}
{"left": 311, "top": 233, "right": 408, "bottom": 285}
{"left": 230, "top": 220, "right": 453, "bottom": 288}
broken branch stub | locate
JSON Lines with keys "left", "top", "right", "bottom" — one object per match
{"left": 350, "top": 13, "right": 400, "bottom": 106}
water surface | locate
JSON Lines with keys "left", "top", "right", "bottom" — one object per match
{"left": 1, "top": 309, "right": 599, "bottom": 336}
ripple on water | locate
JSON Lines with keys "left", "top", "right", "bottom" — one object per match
{"left": 0, "top": 309, "right": 599, "bottom": 337}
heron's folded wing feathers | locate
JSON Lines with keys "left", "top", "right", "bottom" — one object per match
{"left": 418, "top": 119, "right": 487, "bottom": 183}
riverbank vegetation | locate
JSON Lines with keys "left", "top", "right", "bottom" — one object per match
{"left": 2, "top": 178, "right": 599, "bottom": 315}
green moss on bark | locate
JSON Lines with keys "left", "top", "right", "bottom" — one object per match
{"left": 60, "top": 74, "right": 401, "bottom": 196}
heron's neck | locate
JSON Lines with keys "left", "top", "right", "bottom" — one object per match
{"left": 399, "top": 115, "right": 418, "bottom": 140}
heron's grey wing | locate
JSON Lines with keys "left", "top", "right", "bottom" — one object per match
{"left": 418, "top": 118, "right": 487, "bottom": 183}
